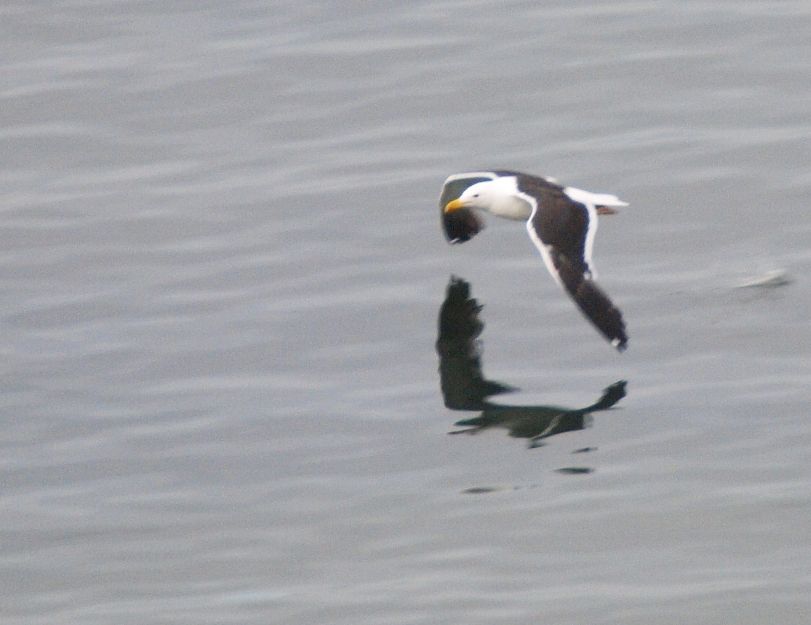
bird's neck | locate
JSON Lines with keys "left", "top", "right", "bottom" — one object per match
{"left": 486, "top": 194, "right": 532, "bottom": 221}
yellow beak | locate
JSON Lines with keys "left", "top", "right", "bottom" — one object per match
{"left": 444, "top": 198, "right": 468, "bottom": 213}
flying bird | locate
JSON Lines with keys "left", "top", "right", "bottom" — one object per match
{"left": 440, "top": 170, "right": 628, "bottom": 351}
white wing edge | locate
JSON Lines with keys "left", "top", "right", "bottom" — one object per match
{"left": 581, "top": 200, "right": 598, "bottom": 280}
{"left": 440, "top": 172, "right": 500, "bottom": 208}
{"left": 442, "top": 171, "right": 500, "bottom": 185}
{"left": 562, "top": 187, "right": 616, "bottom": 280}
{"left": 520, "top": 191, "right": 564, "bottom": 288}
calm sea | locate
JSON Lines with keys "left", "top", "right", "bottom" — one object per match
{"left": 2, "top": 1, "right": 811, "bottom": 624}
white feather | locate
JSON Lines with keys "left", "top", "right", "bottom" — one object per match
{"left": 582, "top": 202, "right": 598, "bottom": 279}
{"left": 563, "top": 186, "right": 628, "bottom": 208}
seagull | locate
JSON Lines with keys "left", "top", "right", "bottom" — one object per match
{"left": 441, "top": 170, "right": 628, "bottom": 351}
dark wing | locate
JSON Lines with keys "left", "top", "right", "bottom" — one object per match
{"left": 436, "top": 276, "right": 516, "bottom": 410}
{"left": 438, "top": 175, "right": 494, "bottom": 243}
{"left": 521, "top": 178, "right": 628, "bottom": 351}
{"left": 585, "top": 380, "right": 627, "bottom": 411}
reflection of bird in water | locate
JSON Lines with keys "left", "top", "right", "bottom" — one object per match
{"left": 440, "top": 170, "right": 628, "bottom": 351}
{"left": 436, "top": 276, "right": 626, "bottom": 448}
{"left": 450, "top": 380, "right": 626, "bottom": 448}
{"left": 436, "top": 277, "right": 515, "bottom": 411}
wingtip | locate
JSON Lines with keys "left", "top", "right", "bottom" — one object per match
{"left": 611, "top": 337, "right": 628, "bottom": 352}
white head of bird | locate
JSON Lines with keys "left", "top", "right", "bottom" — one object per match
{"left": 444, "top": 177, "right": 532, "bottom": 221}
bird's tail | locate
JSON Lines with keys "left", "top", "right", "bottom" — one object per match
{"left": 564, "top": 186, "right": 629, "bottom": 208}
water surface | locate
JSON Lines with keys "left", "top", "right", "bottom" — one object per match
{"left": 2, "top": 1, "right": 811, "bottom": 624}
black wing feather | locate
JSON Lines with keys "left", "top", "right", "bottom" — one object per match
{"left": 551, "top": 251, "right": 628, "bottom": 350}
{"left": 521, "top": 175, "right": 628, "bottom": 350}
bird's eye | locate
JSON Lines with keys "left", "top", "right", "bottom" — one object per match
{"left": 473, "top": 193, "right": 479, "bottom": 198}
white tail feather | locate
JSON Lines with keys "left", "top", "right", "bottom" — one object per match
{"left": 564, "top": 186, "right": 628, "bottom": 207}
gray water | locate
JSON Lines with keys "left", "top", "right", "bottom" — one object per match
{"left": 3, "top": 1, "right": 811, "bottom": 624}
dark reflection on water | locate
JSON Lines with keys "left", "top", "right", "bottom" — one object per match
{"left": 436, "top": 276, "right": 626, "bottom": 449}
